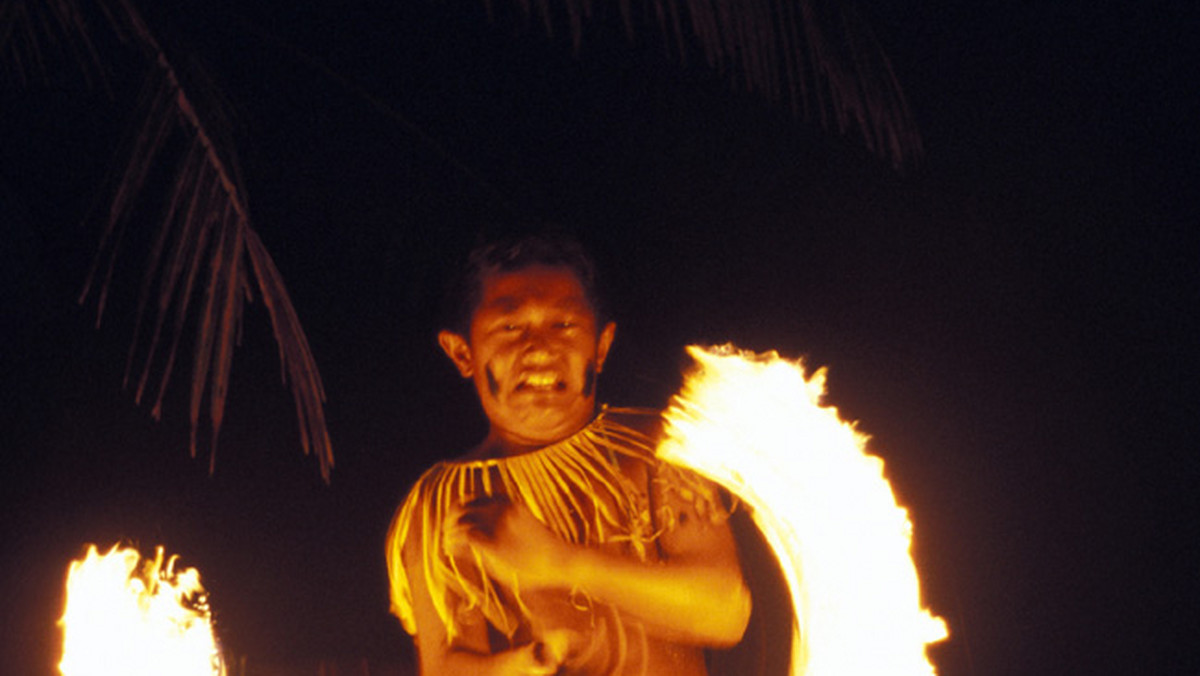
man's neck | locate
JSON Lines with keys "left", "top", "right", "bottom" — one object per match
{"left": 471, "top": 415, "right": 596, "bottom": 460}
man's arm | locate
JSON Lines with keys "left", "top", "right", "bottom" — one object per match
{"left": 450, "top": 473, "right": 752, "bottom": 648}
{"left": 569, "top": 482, "right": 751, "bottom": 648}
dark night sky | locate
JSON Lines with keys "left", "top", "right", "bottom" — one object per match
{"left": 2, "top": 1, "right": 1197, "bottom": 674}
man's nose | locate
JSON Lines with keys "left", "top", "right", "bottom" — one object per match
{"left": 522, "top": 348, "right": 554, "bottom": 366}
{"left": 520, "top": 329, "right": 556, "bottom": 363}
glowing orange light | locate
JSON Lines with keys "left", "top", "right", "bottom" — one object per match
{"left": 659, "top": 345, "right": 948, "bottom": 675}
{"left": 58, "top": 544, "right": 225, "bottom": 676}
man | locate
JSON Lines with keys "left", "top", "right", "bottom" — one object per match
{"left": 387, "top": 236, "right": 750, "bottom": 675}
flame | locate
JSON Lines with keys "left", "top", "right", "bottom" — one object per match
{"left": 58, "top": 544, "right": 225, "bottom": 676}
{"left": 658, "top": 345, "right": 948, "bottom": 675}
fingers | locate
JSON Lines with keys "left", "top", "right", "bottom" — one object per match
{"left": 442, "top": 498, "right": 564, "bottom": 590}
{"left": 442, "top": 497, "right": 515, "bottom": 563}
{"left": 441, "top": 513, "right": 475, "bottom": 560}
{"left": 526, "top": 640, "right": 562, "bottom": 675}
{"left": 539, "top": 628, "right": 575, "bottom": 666}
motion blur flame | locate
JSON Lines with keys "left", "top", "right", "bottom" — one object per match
{"left": 59, "top": 544, "right": 225, "bottom": 676}
{"left": 659, "top": 345, "right": 947, "bottom": 675}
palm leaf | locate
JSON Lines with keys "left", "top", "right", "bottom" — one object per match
{"left": 509, "top": 0, "right": 921, "bottom": 166}
{"left": 9, "top": 0, "right": 918, "bottom": 484}
{"left": 0, "top": 0, "right": 107, "bottom": 87}
{"left": 70, "top": 0, "right": 334, "bottom": 481}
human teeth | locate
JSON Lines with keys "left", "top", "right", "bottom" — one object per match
{"left": 523, "top": 373, "right": 558, "bottom": 387}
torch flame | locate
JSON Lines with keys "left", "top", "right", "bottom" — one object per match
{"left": 58, "top": 544, "right": 225, "bottom": 676}
{"left": 658, "top": 345, "right": 947, "bottom": 675}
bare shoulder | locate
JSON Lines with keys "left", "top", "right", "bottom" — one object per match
{"left": 602, "top": 407, "right": 731, "bottom": 532}
{"left": 603, "top": 406, "right": 664, "bottom": 441}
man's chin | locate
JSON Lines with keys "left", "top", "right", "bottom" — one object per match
{"left": 511, "top": 385, "right": 570, "bottom": 400}
{"left": 508, "top": 379, "right": 589, "bottom": 406}
{"left": 500, "top": 400, "right": 594, "bottom": 442}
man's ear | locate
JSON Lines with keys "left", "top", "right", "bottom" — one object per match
{"left": 437, "top": 330, "right": 474, "bottom": 378}
{"left": 595, "top": 322, "right": 617, "bottom": 373}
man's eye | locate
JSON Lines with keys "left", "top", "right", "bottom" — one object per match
{"left": 555, "top": 321, "right": 576, "bottom": 329}
{"left": 502, "top": 324, "right": 520, "bottom": 332}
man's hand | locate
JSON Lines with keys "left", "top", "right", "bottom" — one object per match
{"left": 443, "top": 499, "right": 572, "bottom": 591}
{"left": 441, "top": 478, "right": 751, "bottom": 649}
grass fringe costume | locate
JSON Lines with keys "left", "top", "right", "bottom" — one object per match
{"left": 386, "top": 407, "right": 722, "bottom": 671}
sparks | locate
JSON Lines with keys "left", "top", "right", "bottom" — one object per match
{"left": 658, "top": 345, "right": 947, "bottom": 675}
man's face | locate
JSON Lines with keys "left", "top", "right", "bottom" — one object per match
{"left": 439, "top": 265, "right": 616, "bottom": 450}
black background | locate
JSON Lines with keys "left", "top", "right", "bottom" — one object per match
{"left": 3, "top": 1, "right": 1196, "bottom": 674}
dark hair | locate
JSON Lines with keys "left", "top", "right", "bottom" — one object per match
{"left": 441, "top": 234, "right": 607, "bottom": 336}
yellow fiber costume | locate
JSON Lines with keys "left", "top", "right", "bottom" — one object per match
{"left": 386, "top": 408, "right": 722, "bottom": 674}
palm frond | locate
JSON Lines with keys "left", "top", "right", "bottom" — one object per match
{"left": 75, "top": 0, "right": 334, "bottom": 481}
{"left": 0, "top": 0, "right": 108, "bottom": 87}
{"left": 11, "top": 0, "right": 917, "bottom": 485}
{"left": 518, "top": 0, "right": 921, "bottom": 167}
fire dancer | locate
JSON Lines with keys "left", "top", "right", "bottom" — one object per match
{"left": 386, "top": 235, "right": 750, "bottom": 674}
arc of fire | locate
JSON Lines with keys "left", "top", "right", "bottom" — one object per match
{"left": 658, "top": 345, "right": 947, "bottom": 676}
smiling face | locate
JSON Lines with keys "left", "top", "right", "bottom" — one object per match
{"left": 438, "top": 265, "right": 616, "bottom": 455}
